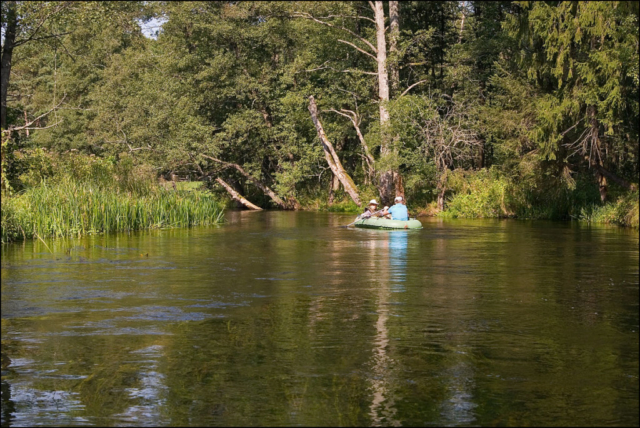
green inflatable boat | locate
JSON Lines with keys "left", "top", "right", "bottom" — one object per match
{"left": 353, "top": 217, "right": 423, "bottom": 230}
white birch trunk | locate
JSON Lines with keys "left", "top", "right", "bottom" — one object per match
{"left": 373, "top": 1, "right": 395, "bottom": 205}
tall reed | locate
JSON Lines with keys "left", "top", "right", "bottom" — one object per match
{"left": 1, "top": 178, "right": 224, "bottom": 243}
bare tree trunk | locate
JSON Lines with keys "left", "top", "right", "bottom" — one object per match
{"left": 215, "top": 177, "right": 262, "bottom": 210}
{"left": 328, "top": 174, "right": 340, "bottom": 205}
{"left": 332, "top": 173, "right": 341, "bottom": 191}
{"left": 388, "top": 2, "right": 405, "bottom": 205}
{"left": 373, "top": 2, "right": 390, "bottom": 121}
{"left": 478, "top": 142, "right": 485, "bottom": 169}
{"left": 308, "top": 96, "right": 361, "bottom": 206}
{"left": 202, "top": 154, "right": 297, "bottom": 209}
{"left": 436, "top": 170, "right": 447, "bottom": 212}
{"left": 458, "top": 7, "right": 466, "bottom": 43}
{"left": 437, "top": 185, "right": 446, "bottom": 212}
{"left": 24, "top": 111, "right": 29, "bottom": 136}
{"left": 373, "top": 1, "right": 395, "bottom": 206}
{"left": 389, "top": 1, "right": 400, "bottom": 97}
{"left": 1, "top": 1, "right": 18, "bottom": 130}
{"left": 394, "top": 172, "right": 404, "bottom": 198}
{"left": 597, "top": 171, "right": 608, "bottom": 202}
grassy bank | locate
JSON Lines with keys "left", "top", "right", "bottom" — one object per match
{"left": 440, "top": 191, "right": 639, "bottom": 228}
{"left": 572, "top": 191, "right": 640, "bottom": 228}
{"left": 1, "top": 179, "right": 224, "bottom": 243}
{"left": 1, "top": 151, "right": 224, "bottom": 243}
{"left": 310, "top": 169, "right": 638, "bottom": 228}
{"left": 435, "top": 169, "right": 639, "bottom": 228}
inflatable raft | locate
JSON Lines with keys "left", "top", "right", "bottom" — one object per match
{"left": 353, "top": 217, "right": 423, "bottom": 230}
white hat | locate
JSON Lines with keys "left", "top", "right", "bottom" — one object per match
{"left": 395, "top": 196, "right": 403, "bottom": 202}
{"left": 368, "top": 199, "right": 379, "bottom": 205}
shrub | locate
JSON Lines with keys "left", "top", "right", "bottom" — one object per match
{"left": 442, "top": 168, "right": 513, "bottom": 218}
{"left": 577, "top": 191, "right": 639, "bottom": 228}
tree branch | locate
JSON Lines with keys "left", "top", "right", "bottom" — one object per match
{"left": 8, "top": 94, "right": 67, "bottom": 131}
{"left": 293, "top": 12, "right": 377, "bottom": 54}
{"left": 24, "top": 120, "right": 63, "bottom": 130}
{"left": 315, "top": 14, "right": 376, "bottom": 24}
{"left": 308, "top": 96, "right": 362, "bottom": 206}
{"left": 400, "top": 80, "right": 428, "bottom": 97}
{"left": 11, "top": 2, "right": 71, "bottom": 48}
{"left": 215, "top": 177, "right": 262, "bottom": 210}
{"left": 336, "top": 39, "right": 377, "bottom": 60}
{"left": 14, "top": 32, "right": 73, "bottom": 48}
{"left": 324, "top": 108, "right": 375, "bottom": 176}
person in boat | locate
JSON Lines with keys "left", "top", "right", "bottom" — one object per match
{"left": 360, "top": 199, "right": 383, "bottom": 218}
{"left": 383, "top": 196, "right": 409, "bottom": 221}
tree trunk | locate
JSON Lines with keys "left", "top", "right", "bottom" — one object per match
{"left": 597, "top": 172, "right": 608, "bottom": 202}
{"left": 389, "top": 1, "right": 400, "bottom": 97}
{"left": 328, "top": 174, "right": 340, "bottom": 205}
{"left": 373, "top": 2, "right": 390, "bottom": 120}
{"left": 215, "top": 177, "right": 262, "bottom": 210}
{"left": 590, "top": 160, "right": 637, "bottom": 192}
{"left": 308, "top": 96, "right": 361, "bottom": 206}
{"left": 458, "top": 8, "right": 466, "bottom": 43}
{"left": 394, "top": 172, "right": 404, "bottom": 198}
{"left": 1, "top": 131, "right": 10, "bottom": 191}
{"left": 373, "top": 1, "right": 395, "bottom": 206}
{"left": 436, "top": 170, "right": 447, "bottom": 212}
{"left": 478, "top": 142, "right": 485, "bottom": 169}
{"left": 202, "top": 154, "right": 297, "bottom": 209}
{"left": 1, "top": 1, "right": 18, "bottom": 130}
{"left": 437, "top": 186, "right": 446, "bottom": 212}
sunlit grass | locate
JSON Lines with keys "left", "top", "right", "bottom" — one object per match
{"left": 1, "top": 179, "right": 224, "bottom": 243}
{"left": 574, "top": 191, "right": 639, "bottom": 228}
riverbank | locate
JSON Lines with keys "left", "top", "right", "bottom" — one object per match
{"left": 1, "top": 180, "right": 224, "bottom": 243}
{"left": 1, "top": 152, "right": 224, "bottom": 243}
{"left": 312, "top": 187, "right": 639, "bottom": 228}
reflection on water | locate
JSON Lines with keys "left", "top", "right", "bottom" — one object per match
{"left": 389, "top": 231, "right": 408, "bottom": 289}
{"left": 1, "top": 212, "right": 639, "bottom": 427}
{"left": 367, "top": 231, "right": 407, "bottom": 427}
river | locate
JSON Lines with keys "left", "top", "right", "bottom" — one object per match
{"left": 1, "top": 211, "right": 638, "bottom": 426}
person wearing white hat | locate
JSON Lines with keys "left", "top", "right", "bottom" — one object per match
{"left": 361, "top": 199, "right": 383, "bottom": 218}
{"left": 383, "top": 196, "right": 409, "bottom": 220}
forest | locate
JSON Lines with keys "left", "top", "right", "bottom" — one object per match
{"left": 1, "top": 1, "right": 639, "bottom": 242}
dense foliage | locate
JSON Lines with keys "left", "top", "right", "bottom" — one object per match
{"left": 2, "top": 1, "right": 638, "bottom": 227}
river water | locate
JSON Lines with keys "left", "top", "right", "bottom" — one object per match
{"left": 1, "top": 211, "right": 638, "bottom": 426}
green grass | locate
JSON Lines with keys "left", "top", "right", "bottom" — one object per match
{"left": 436, "top": 168, "right": 639, "bottom": 228}
{"left": 573, "top": 191, "right": 639, "bottom": 227}
{"left": 1, "top": 179, "right": 224, "bottom": 243}
{"left": 325, "top": 199, "right": 361, "bottom": 213}
{"left": 162, "top": 181, "right": 204, "bottom": 191}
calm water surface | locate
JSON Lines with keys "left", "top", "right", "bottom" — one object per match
{"left": 1, "top": 211, "right": 638, "bottom": 426}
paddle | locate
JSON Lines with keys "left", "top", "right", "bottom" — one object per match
{"left": 340, "top": 208, "right": 386, "bottom": 228}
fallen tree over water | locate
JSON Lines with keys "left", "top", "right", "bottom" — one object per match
{"left": 215, "top": 177, "right": 262, "bottom": 211}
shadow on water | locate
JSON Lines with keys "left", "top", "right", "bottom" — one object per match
{"left": 1, "top": 212, "right": 638, "bottom": 426}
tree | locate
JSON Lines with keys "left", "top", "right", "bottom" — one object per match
{"left": 506, "top": 1, "right": 639, "bottom": 200}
